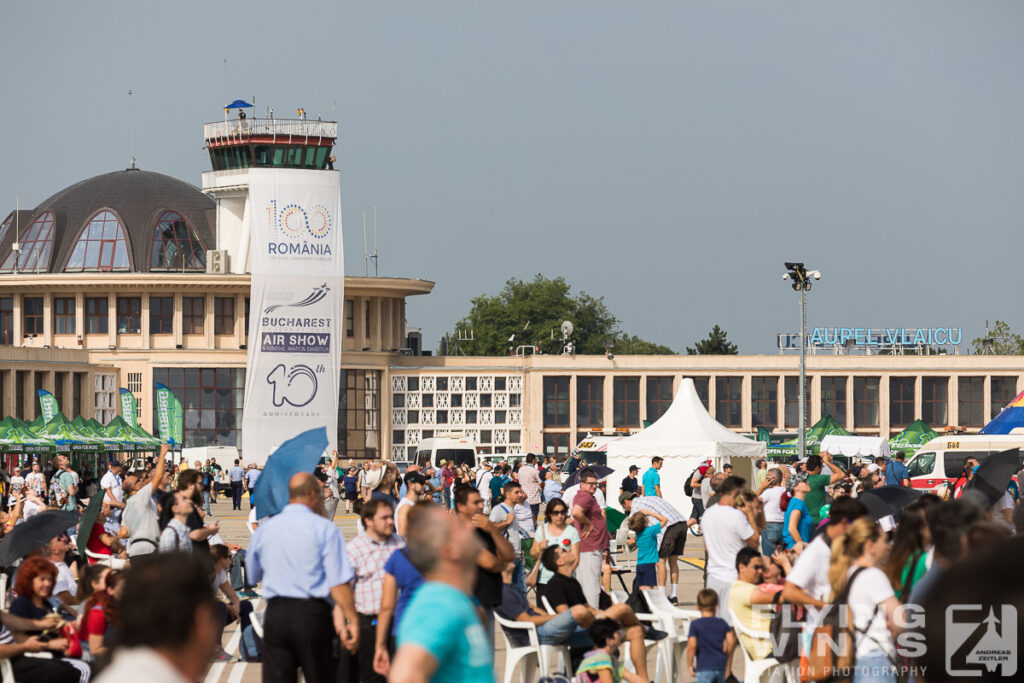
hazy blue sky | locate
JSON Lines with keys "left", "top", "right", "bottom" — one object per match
{"left": 2, "top": 2, "right": 1022, "bottom": 353}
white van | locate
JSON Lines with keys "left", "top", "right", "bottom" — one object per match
{"left": 906, "top": 434, "right": 1024, "bottom": 492}
{"left": 415, "top": 434, "right": 478, "bottom": 470}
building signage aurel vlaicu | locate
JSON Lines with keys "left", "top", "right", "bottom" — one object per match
{"left": 777, "top": 327, "right": 964, "bottom": 350}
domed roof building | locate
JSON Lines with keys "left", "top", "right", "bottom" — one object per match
{"left": 0, "top": 168, "right": 214, "bottom": 274}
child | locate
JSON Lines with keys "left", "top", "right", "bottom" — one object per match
{"left": 686, "top": 588, "right": 736, "bottom": 683}
{"left": 627, "top": 509, "right": 668, "bottom": 592}
{"left": 573, "top": 617, "right": 645, "bottom": 683}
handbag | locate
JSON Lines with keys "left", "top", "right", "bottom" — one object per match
{"left": 802, "top": 567, "right": 869, "bottom": 683}
{"left": 770, "top": 593, "right": 803, "bottom": 663}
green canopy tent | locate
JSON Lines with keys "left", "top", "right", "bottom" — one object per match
{"left": 85, "top": 418, "right": 137, "bottom": 452}
{"left": 72, "top": 416, "right": 123, "bottom": 453}
{"left": 0, "top": 416, "right": 55, "bottom": 455}
{"left": 889, "top": 419, "right": 939, "bottom": 457}
{"left": 103, "top": 416, "right": 162, "bottom": 451}
{"left": 766, "top": 415, "right": 854, "bottom": 459}
{"left": 31, "top": 413, "right": 106, "bottom": 454}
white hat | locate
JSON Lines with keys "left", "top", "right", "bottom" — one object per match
{"left": 866, "top": 463, "right": 881, "bottom": 474}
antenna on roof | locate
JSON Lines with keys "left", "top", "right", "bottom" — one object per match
{"left": 371, "top": 206, "right": 379, "bottom": 277}
{"left": 362, "top": 212, "right": 369, "bottom": 276}
{"left": 128, "top": 90, "right": 136, "bottom": 169}
{"left": 13, "top": 195, "right": 19, "bottom": 274}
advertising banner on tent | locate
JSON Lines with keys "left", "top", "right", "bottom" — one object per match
{"left": 38, "top": 390, "right": 58, "bottom": 423}
{"left": 155, "top": 383, "right": 178, "bottom": 444}
{"left": 242, "top": 169, "right": 344, "bottom": 466}
{"left": 119, "top": 388, "right": 139, "bottom": 429}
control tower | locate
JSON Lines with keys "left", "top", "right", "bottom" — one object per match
{"left": 200, "top": 110, "right": 338, "bottom": 273}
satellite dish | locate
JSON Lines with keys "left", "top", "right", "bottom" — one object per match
{"left": 560, "top": 321, "right": 574, "bottom": 338}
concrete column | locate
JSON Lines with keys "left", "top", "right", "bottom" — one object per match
{"left": 638, "top": 375, "right": 648, "bottom": 425}
{"left": 983, "top": 376, "right": 992, "bottom": 426}
{"left": 141, "top": 293, "right": 150, "bottom": 348}
{"left": 75, "top": 292, "right": 84, "bottom": 346}
{"left": 949, "top": 375, "right": 959, "bottom": 427}
{"left": 205, "top": 293, "right": 215, "bottom": 347}
{"left": 846, "top": 375, "right": 855, "bottom": 431}
{"left": 374, "top": 297, "right": 382, "bottom": 351}
{"left": 42, "top": 294, "right": 53, "bottom": 346}
{"left": 569, "top": 375, "right": 578, "bottom": 439}
{"left": 2, "top": 370, "right": 14, "bottom": 418}
{"left": 603, "top": 375, "right": 613, "bottom": 429}
{"left": 235, "top": 294, "right": 245, "bottom": 347}
{"left": 707, "top": 376, "right": 717, "bottom": 421}
{"left": 107, "top": 293, "right": 116, "bottom": 347}
{"left": 12, "top": 294, "right": 22, "bottom": 345}
{"left": 880, "top": 376, "right": 891, "bottom": 435}
{"left": 173, "top": 294, "right": 183, "bottom": 346}
{"left": 914, "top": 376, "right": 922, "bottom": 424}
{"left": 741, "top": 375, "right": 751, "bottom": 431}
{"left": 809, "top": 375, "right": 820, "bottom": 423}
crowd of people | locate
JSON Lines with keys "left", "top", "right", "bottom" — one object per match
{"left": 0, "top": 443, "right": 1020, "bottom": 683}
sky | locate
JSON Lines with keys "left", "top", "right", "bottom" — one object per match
{"left": 2, "top": 1, "right": 1022, "bottom": 354}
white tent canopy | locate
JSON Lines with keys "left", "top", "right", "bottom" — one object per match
{"left": 606, "top": 378, "right": 766, "bottom": 517}
{"left": 819, "top": 434, "right": 890, "bottom": 458}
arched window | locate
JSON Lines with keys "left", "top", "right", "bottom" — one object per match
{"left": 0, "top": 212, "right": 55, "bottom": 272}
{"left": 64, "top": 210, "right": 131, "bottom": 272}
{"left": 151, "top": 211, "right": 206, "bottom": 270}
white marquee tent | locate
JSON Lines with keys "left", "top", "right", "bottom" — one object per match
{"left": 606, "top": 378, "right": 766, "bottom": 517}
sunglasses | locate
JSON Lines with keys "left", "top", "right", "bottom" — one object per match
{"left": 550, "top": 509, "right": 567, "bottom": 515}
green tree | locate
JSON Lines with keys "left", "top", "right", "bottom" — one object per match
{"left": 971, "top": 320, "right": 1024, "bottom": 355}
{"left": 613, "top": 334, "right": 675, "bottom": 355}
{"left": 445, "top": 275, "right": 672, "bottom": 355}
{"left": 686, "top": 324, "right": 738, "bottom": 355}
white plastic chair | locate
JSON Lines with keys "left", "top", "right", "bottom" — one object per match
{"left": 84, "top": 549, "right": 128, "bottom": 569}
{"left": 610, "top": 590, "right": 671, "bottom": 683}
{"left": 728, "top": 607, "right": 788, "bottom": 683}
{"left": 494, "top": 612, "right": 571, "bottom": 683}
{"left": 0, "top": 573, "right": 7, "bottom": 611}
{"left": 1, "top": 658, "right": 12, "bottom": 683}
{"left": 643, "top": 589, "right": 701, "bottom": 683}
{"left": 250, "top": 609, "right": 266, "bottom": 638}
{"left": 540, "top": 595, "right": 557, "bottom": 615}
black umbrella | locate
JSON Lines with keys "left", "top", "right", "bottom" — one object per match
{"left": 562, "top": 464, "right": 614, "bottom": 490}
{"left": 0, "top": 510, "right": 79, "bottom": 566}
{"left": 858, "top": 486, "right": 923, "bottom": 521}
{"left": 965, "top": 448, "right": 1020, "bottom": 506}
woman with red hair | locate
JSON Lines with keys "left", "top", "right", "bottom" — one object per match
{"left": 11, "top": 556, "right": 60, "bottom": 625}
{"left": 9, "top": 557, "right": 92, "bottom": 681}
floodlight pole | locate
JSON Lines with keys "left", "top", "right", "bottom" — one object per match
{"left": 783, "top": 263, "right": 819, "bottom": 461}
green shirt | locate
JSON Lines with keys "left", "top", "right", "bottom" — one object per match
{"left": 805, "top": 473, "right": 832, "bottom": 523}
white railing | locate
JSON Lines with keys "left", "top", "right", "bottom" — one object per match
{"left": 204, "top": 118, "right": 338, "bottom": 141}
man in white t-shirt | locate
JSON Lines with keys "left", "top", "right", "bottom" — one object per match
{"left": 700, "top": 476, "right": 759, "bottom": 622}
{"left": 101, "top": 461, "right": 126, "bottom": 533}
{"left": 475, "top": 461, "right": 494, "bottom": 514}
{"left": 758, "top": 467, "right": 787, "bottom": 555}
{"left": 47, "top": 533, "right": 78, "bottom": 611}
{"left": 782, "top": 496, "right": 868, "bottom": 626}
{"left": 490, "top": 481, "right": 528, "bottom": 594}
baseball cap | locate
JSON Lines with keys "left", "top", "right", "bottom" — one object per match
{"left": 619, "top": 491, "right": 638, "bottom": 505}
{"left": 866, "top": 463, "right": 881, "bottom": 474}
{"left": 628, "top": 465, "right": 639, "bottom": 472}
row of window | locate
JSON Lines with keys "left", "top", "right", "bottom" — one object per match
{"left": 207, "top": 144, "right": 332, "bottom": 172}
{"left": 1, "top": 296, "right": 240, "bottom": 338}
{"left": 0, "top": 210, "right": 206, "bottom": 273}
{"left": 541, "top": 375, "right": 1019, "bottom": 431}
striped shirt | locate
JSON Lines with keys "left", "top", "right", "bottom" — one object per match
{"left": 629, "top": 496, "right": 685, "bottom": 546}
{"left": 158, "top": 518, "right": 193, "bottom": 553}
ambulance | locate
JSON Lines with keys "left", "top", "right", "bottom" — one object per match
{"left": 905, "top": 434, "right": 1024, "bottom": 492}
{"left": 560, "top": 429, "right": 639, "bottom": 474}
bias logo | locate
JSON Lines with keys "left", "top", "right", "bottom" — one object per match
{"left": 266, "top": 364, "right": 319, "bottom": 407}
{"left": 267, "top": 200, "right": 332, "bottom": 239}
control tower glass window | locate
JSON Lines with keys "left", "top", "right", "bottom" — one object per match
{"left": 151, "top": 211, "right": 207, "bottom": 270}
{"left": 0, "top": 211, "right": 55, "bottom": 272}
{"left": 64, "top": 210, "right": 131, "bottom": 272}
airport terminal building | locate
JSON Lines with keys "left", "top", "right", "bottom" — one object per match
{"left": 1, "top": 116, "right": 1022, "bottom": 461}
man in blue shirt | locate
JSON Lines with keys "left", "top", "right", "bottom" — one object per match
{"left": 247, "top": 472, "right": 358, "bottom": 682}
{"left": 390, "top": 504, "right": 493, "bottom": 683}
{"left": 228, "top": 459, "right": 245, "bottom": 510}
{"left": 884, "top": 452, "right": 911, "bottom": 487}
{"left": 244, "top": 464, "right": 261, "bottom": 509}
{"left": 642, "top": 457, "right": 663, "bottom": 497}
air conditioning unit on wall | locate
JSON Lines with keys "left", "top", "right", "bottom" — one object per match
{"left": 206, "top": 250, "right": 229, "bottom": 274}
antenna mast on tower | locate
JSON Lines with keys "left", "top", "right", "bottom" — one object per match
{"left": 128, "top": 90, "right": 136, "bottom": 169}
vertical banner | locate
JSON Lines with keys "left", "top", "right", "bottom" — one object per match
{"left": 170, "top": 394, "right": 183, "bottom": 445}
{"left": 118, "top": 388, "right": 139, "bottom": 429}
{"left": 242, "top": 169, "right": 343, "bottom": 467}
{"left": 38, "top": 390, "right": 58, "bottom": 423}
{"left": 155, "top": 383, "right": 175, "bottom": 444}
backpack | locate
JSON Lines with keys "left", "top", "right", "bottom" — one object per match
{"left": 769, "top": 598, "right": 803, "bottom": 664}
{"left": 683, "top": 469, "right": 699, "bottom": 497}
{"left": 804, "top": 567, "right": 870, "bottom": 682}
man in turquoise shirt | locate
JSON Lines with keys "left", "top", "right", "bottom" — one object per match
{"left": 391, "top": 504, "right": 493, "bottom": 683}
{"left": 642, "top": 457, "right": 663, "bottom": 497}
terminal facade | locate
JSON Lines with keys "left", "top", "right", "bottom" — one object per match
{"left": 1, "top": 115, "right": 1021, "bottom": 461}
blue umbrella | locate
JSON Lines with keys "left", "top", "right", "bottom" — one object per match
{"left": 562, "top": 464, "right": 614, "bottom": 491}
{"left": 224, "top": 99, "right": 254, "bottom": 109}
{"left": 254, "top": 427, "right": 329, "bottom": 519}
